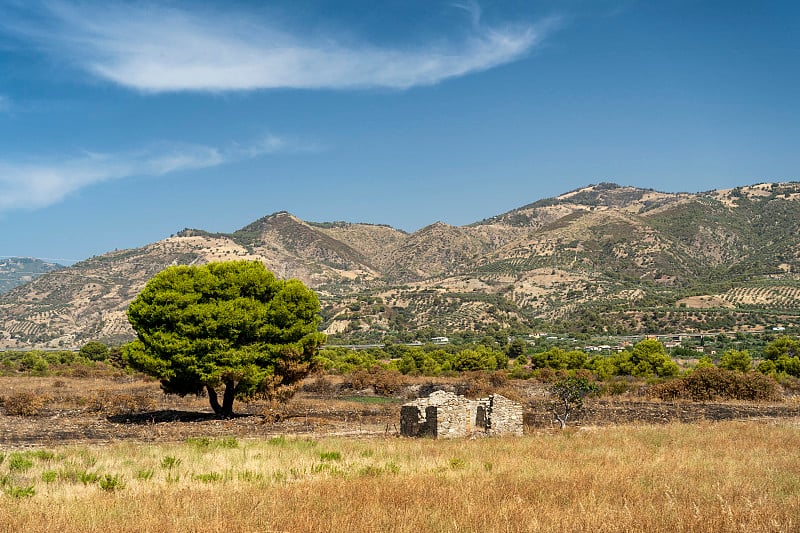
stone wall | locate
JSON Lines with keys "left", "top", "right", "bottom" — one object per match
{"left": 485, "top": 393, "right": 524, "bottom": 436}
{"left": 400, "top": 390, "right": 522, "bottom": 438}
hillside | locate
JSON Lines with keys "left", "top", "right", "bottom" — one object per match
{"left": 0, "top": 258, "right": 63, "bottom": 294}
{"left": 1, "top": 182, "right": 799, "bottom": 349}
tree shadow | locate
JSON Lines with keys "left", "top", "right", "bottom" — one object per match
{"left": 107, "top": 409, "right": 258, "bottom": 424}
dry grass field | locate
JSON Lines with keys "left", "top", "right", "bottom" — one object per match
{"left": 2, "top": 420, "right": 800, "bottom": 532}
{"left": 2, "top": 372, "right": 800, "bottom": 531}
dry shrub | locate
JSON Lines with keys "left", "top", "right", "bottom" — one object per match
{"left": 302, "top": 375, "right": 339, "bottom": 396}
{"left": 63, "top": 362, "right": 124, "bottom": 379}
{"left": 776, "top": 374, "right": 800, "bottom": 396}
{"left": 0, "top": 391, "right": 51, "bottom": 416}
{"left": 456, "top": 371, "right": 510, "bottom": 398}
{"left": 604, "top": 378, "right": 632, "bottom": 396}
{"left": 346, "top": 366, "right": 408, "bottom": 396}
{"left": 650, "top": 367, "right": 782, "bottom": 402}
{"left": 259, "top": 398, "right": 293, "bottom": 422}
{"left": 602, "top": 376, "right": 648, "bottom": 396}
{"left": 256, "top": 370, "right": 307, "bottom": 406}
{"left": 88, "top": 392, "right": 158, "bottom": 415}
{"left": 533, "top": 367, "right": 556, "bottom": 383}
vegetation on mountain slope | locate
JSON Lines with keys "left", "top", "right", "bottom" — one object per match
{"left": 0, "top": 258, "right": 63, "bottom": 294}
{"left": 1, "top": 182, "right": 799, "bottom": 349}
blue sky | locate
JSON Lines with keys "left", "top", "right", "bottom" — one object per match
{"left": 1, "top": 0, "right": 798, "bottom": 264}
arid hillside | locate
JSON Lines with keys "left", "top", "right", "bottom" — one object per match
{"left": 2, "top": 182, "right": 799, "bottom": 348}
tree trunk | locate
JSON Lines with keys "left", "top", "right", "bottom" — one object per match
{"left": 553, "top": 398, "right": 570, "bottom": 429}
{"left": 206, "top": 382, "right": 237, "bottom": 417}
{"left": 221, "top": 380, "right": 237, "bottom": 417}
{"left": 207, "top": 385, "right": 222, "bottom": 416}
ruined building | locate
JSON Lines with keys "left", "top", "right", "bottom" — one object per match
{"left": 400, "top": 390, "right": 523, "bottom": 438}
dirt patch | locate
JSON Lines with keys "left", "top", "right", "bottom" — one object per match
{"left": 677, "top": 295, "right": 734, "bottom": 309}
{"left": 0, "top": 376, "right": 401, "bottom": 447}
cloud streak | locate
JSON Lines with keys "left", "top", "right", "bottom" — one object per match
{"left": 0, "top": 136, "right": 308, "bottom": 211}
{"left": 4, "top": 2, "right": 556, "bottom": 92}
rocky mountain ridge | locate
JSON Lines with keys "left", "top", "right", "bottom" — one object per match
{"left": 2, "top": 182, "right": 799, "bottom": 349}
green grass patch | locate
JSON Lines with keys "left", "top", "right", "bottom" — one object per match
{"left": 192, "top": 472, "right": 223, "bottom": 483}
{"left": 7, "top": 453, "right": 34, "bottom": 472}
{"left": 98, "top": 474, "right": 125, "bottom": 492}
{"left": 185, "top": 436, "right": 239, "bottom": 450}
{"left": 319, "top": 451, "right": 342, "bottom": 461}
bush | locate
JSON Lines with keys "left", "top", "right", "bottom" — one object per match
{"left": 509, "top": 363, "right": 534, "bottom": 379}
{"left": 453, "top": 349, "right": 492, "bottom": 371}
{"left": 7, "top": 453, "right": 34, "bottom": 472}
{"left": 4, "top": 485, "right": 35, "bottom": 498}
{"left": 604, "top": 379, "right": 631, "bottom": 396}
{"left": 695, "top": 356, "right": 715, "bottom": 370}
{"left": 718, "top": 350, "right": 752, "bottom": 372}
{"left": 98, "top": 474, "right": 125, "bottom": 492}
{"left": 315, "top": 347, "right": 381, "bottom": 374}
{"left": 302, "top": 375, "right": 339, "bottom": 396}
{"left": 588, "top": 355, "right": 617, "bottom": 380}
{"left": 0, "top": 392, "right": 51, "bottom": 416}
{"left": 345, "top": 366, "right": 408, "bottom": 396}
{"left": 19, "top": 353, "right": 49, "bottom": 375}
{"left": 534, "top": 367, "right": 557, "bottom": 383}
{"left": 763, "top": 337, "right": 800, "bottom": 377}
{"left": 757, "top": 359, "right": 777, "bottom": 374}
{"left": 531, "top": 348, "right": 587, "bottom": 371}
{"left": 79, "top": 341, "right": 110, "bottom": 362}
{"left": 650, "top": 367, "right": 781, "bottom": 402}
{"left": 88, "top": 392, "right": 158, "bottom": 415}
{"left": 456, "top": 371, "right": 515, "bottom": 399}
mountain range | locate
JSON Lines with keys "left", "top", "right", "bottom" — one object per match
{"left": 1, "top": 182, "right": 799, "bottom": 349}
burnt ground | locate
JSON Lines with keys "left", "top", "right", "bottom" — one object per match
{"left": 1, "top": 375, "right": 799, "bottom": 447}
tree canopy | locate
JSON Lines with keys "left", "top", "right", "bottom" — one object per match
{"left": 79, "top": 341, "right": 110, "bottom": 361}
{"left": 125, "top": 261, "right": 326, "bottom": 416}
{"left": 762, "top": 336, "right": 800, "bottom": 377}
{"left": 617, "top": 339, "right": 680, "bottom": 377}
{"left": 717, "top": 349, "right": 751, "bottom": 372}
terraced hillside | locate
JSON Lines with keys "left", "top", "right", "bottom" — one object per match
{"left": 1, "top": 182, "right": 799, "bottom": 348}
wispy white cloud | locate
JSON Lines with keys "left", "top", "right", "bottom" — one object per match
{"left": 0, "top": 95, "right": 10, "bottom": 112}
{"left": 3, "top": 2, "right": 558, "bottom": 92}
{"left": 0, "top": 135, "right": 308, "bottom": 211}
{"left": 451, "top": 1, "right": 483, "bottom": 29}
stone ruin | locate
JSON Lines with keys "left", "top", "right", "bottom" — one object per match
{"left": 400, "top": 390, "right": 523, "bottom": 438}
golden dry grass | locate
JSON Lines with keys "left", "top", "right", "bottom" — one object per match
{"left": 2, "top": 420, "right": 799, "bottom": 532}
